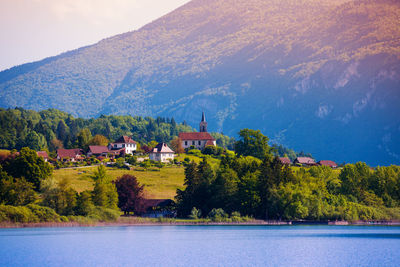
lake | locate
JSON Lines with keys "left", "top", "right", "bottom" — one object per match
{"left": 0, "top": 225, "right": 399, "bottom": 266}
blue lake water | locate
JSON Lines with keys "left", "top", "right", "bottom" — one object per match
{"left": 0, "top": 225, "right": 399, "bottom": 266}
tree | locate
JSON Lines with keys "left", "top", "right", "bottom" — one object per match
{"left": 92, "top": 181, "right": 119, "bottom": 210}
{"left": 90, "top": 165, "right": 118, "bottom": 210}
{"left": 41, "top": 178, "right": 77, "bottom": 216}
{"left": 235, "top": 129, "right": 272, "bottom": 160}
{"left": 2, "top": 147, "right": 53, "bottom": 190}
{"left": 56, "top": 120, "right": 68, "bottom": 142}
{"left": 170, "top": 137, "right": 184, "bottom": 155}
{"left": 0, "top": 167, "right": 37, "bottom": 206}
{"left": 114, "top": 174, "right": 144, "bottom": 215}
{"left": 210, "top": 167, "right": 239, "bottom": 213}
{"left": 88, "top": 134, "right": 109, "bottom": 146}
{"left": 49, "top": 138, "right": 64, "bottom": 151}
{"left": 91, "top": 165, "right": 109, "bottom": 182}
{"left": 75, "top": 190, "right": 94, "bottom": 216}
{"left": 76, "top": 128, "right": 92, "bottom": 149}
{"left": 176, "top": 158, "right": 215, "bottom": 217}
{"left": 24, "top": 131, "right": 47, "bottom": 151}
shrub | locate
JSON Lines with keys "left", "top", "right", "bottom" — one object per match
{"left": 208, "top": 208, "right": 229, "bottom": 222}
{"left": 0, "top": 205, "right": 38, "bottom": 223}
{"left": 189, "top": 207, "right": 202, "bottom": 219}
{"left": 27, "top": 204, "right": 61, "bottom": 222}
{"left": 187, "top": 149, "right": 202, "bottom": 156}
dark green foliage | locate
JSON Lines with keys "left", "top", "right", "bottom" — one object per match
{"left": 176, "top": 146, "right": 400, "bottom": 220}
{"left": 0, "top": 175, "right": 37, "bottom": 206}
{"left": 2, "top": 147, "right": 52, "bottom": 190}
{"left": 272, "top": 144, "right": 313, "bottom": 161}
{"left": 235, "top": 129, "right": 272, "bottom": 160}
{"left": 41, "top": 179, "right": 78, "bottom": 216}
{"left": 0, "top": 108, "right": 194, "bottom": 151}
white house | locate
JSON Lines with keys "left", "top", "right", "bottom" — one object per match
{"left": 149, "top": 143, "right": 175, "bottom": 163}
{"left": 108, "top": 136, "right": 137, "bottom": 155}
{"left": 178, "top": 112, "right": 216, "bottom": 150}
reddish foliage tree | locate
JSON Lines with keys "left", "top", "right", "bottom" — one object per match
{"left": 114, "top": 174, "right": 144, "bottom": 215}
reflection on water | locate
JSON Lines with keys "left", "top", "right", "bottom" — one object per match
{"left": 0, "top": 225, "right": 399, "bottom": 266}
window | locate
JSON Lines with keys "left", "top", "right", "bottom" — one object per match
{"left": 192, "top": 141, "right": 195, "bottom": 145}
{"left": 198, "top": 141, "right": 201, "bottom": 145}
{"left": 114, "top": 144, "right": 117, "bottom": 148}
{"left": 185, "top": 141, "right": 188, "bottom": 146}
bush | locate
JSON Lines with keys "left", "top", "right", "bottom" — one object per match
{"left": 187, "top": 149, "right": 202, "bottom": 156}
{"left": 27, "top": 204, "right": 61, "bottom": 222}
{"left": 189, "top": 207, "right": 202, "bottom": 219}
{"left": 87, "top": 207, "right": 120, "bottom": 222}
{"left": 0, "top": 205, "right": 38, "bottom": 223}
{"left": 208, "top": 208, "right": 229, "bottom": 222}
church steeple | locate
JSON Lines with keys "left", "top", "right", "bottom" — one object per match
{"left": 199, "top": 111, "right": 207, "bottom": 132}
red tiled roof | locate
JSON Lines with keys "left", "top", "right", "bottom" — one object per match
{"left": 178, "top": 132, "right": 215, "bottom": 141}
{"left": 57, "top": 149, "right": 83, "bottom": 159}
{"left": 318, "top": 160, "right": 338, "bottom": 167}
{"left": 114, "top": 136, "right": 136, "bottom": 144}
{"left": 37, "top": 151, "right": 49, "bottom": 159}
{"left": 295, "top": 157, "right": 316, "bottom": 164}
{"left": 205, "top": 140, "right": 215, "bottom": 146}
{"left": 279, "top": 157, "right": 291, "bottom": 165}
{"left": 152, "top": 143, "right": 174, "bottom": 153}
{"left": 88, "top": 146, "right": 109, "bottom": 154}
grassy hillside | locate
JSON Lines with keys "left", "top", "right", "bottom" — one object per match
{"left": 52, "top": 165, "right": 186, "bottom": 199}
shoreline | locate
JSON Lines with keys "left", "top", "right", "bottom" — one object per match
{"left": 1, "top": 219, "right": 400, "bottom": 229}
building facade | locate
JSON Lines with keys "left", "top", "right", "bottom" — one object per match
{"left": 108, "top": 136, "right": 137, "bottom": 155}
{"left": 149, "top": 143, "right": 175, "bottom": 162}
{"left": 178, "top": 112, "right": 216, "bottom": 150}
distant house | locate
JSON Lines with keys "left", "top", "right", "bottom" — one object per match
{"left": 37, "top": 151, "right": 49, "bottom": 162}
{"left": 279, "top": 157, "right": 291, "bottom": 165}
{"left": 57, "top": 148, "right": 84, "bottom": 162}
{"left": 318, "top": 160, "right": 338, "bottom": 168}
{"left": 108, "top": 136, "right": 137, "bottom": 155}
{"left": 149, "top": 143, "right": 175, "bottom": 163}
{"left": 87, "top": 146, "right": 109, "bottom": 158}
{"left": 179, "top": 112, "right": 216, "bottom": 150}
{"left": 294, "top": 157, "right": 316, "bottom": 166}
{"left": 141, "top": 199, "right": 175, "bottom": 218}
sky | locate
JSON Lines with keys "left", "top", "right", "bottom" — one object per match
{"left": 0, "top": 0, "right": 191, "bottom": 71}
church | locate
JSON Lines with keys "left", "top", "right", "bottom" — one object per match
{"left": 178, "top": 112, "right": 216, "bottom": 150}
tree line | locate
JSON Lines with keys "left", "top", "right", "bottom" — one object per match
{"left": 0, "top": 147, "right": 144, "bottom": 223}
{"left": 176, "top": 129, "right": 400, "bottom": 221}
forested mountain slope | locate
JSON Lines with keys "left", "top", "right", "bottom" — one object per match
{"left": 0, "top": 0, "right": 399, "bottom": 165}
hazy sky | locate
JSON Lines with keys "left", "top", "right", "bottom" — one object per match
{"left": 0, "top": 0, "right": 191, "bottom": 71}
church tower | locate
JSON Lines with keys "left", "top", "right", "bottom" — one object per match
{"left": 199, "top": 111, "right": 207, "bottom": 132}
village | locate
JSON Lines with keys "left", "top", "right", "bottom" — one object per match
{"left": 35, "top": 112, "right": 338, "bottom": 169}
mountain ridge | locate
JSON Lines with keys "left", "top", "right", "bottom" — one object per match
{"left": 0, "top": 0, "right": 399, "bottom": 165}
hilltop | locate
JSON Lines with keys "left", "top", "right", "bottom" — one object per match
{"left": 0, "top": 0, "right": 399, "bottom": 165}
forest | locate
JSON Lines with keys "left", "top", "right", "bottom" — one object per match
{"left": 176, "top": 129, "right": 400, "bottom": 221}
{"left": 0, "top": 107, "right": 235, "bottom": 152}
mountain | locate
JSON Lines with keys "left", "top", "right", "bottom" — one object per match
{"left": 0, "top": 0, "right": 399, "bottom": 165}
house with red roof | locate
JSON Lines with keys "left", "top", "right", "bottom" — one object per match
{"left": 318, "top": 160, "right": 338, "bottom": 168}
{"left": 149, "top": 143, "right": 175, "bottom": 162}
{"left": 293, "top": 157, "right": 316, "bottom": 166}
{"left": 178, "top": 112, "right": 216, "bottom": 150}
{"left": 37, "top": 151, "right": 49, "bottom": 162}
{"left": 56, "top": 148, "right": 84, "bottom": 162}
{"left": 279, "top": 157, "right": 292, "bottom": 165}
{"left": 108, "top": 136, "right": 137, "bottom": 155}
{"left": 88, "top": 145, "right": 126, "bottom": 159}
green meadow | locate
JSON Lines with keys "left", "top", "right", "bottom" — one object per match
{"left": 52, "top": 165, "right": 186, "bottom": 199}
